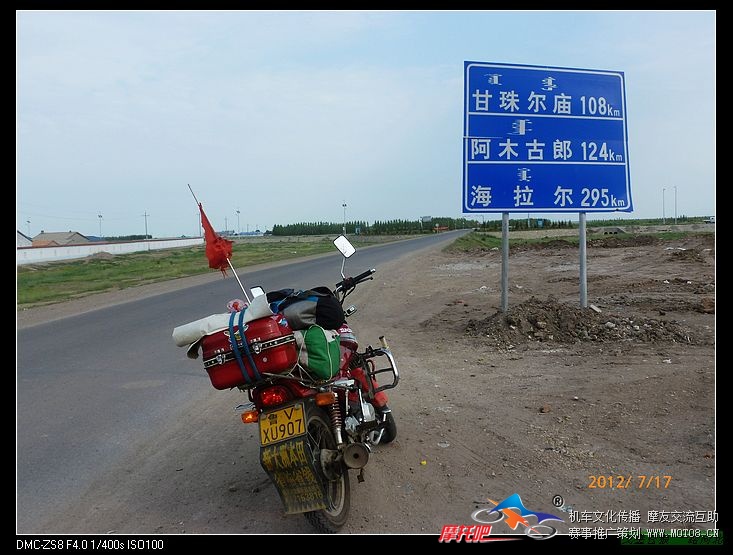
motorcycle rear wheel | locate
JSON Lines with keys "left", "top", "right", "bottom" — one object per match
{"left": 379, "top": 410, "right": 397, "bottom": 444}
{"left": 303, "top": 408, "right": 350, "bottom": 533}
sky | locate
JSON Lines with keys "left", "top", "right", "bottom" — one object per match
{"left": 17, "top": 10, "right": 716, "bottom": 238}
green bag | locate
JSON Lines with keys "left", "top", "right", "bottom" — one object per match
{"left": 294, "top": 325, "right": 341, "bottom": 380}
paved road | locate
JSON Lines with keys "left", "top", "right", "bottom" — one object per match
{"left": 16, "top": 231, "right": 465, "bottom": 532}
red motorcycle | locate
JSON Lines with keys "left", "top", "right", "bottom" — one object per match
{"left": 173, "top": 236, "right": 399, "bottom": 533}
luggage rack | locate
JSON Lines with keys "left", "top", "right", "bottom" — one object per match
{"left": 237, "top": 343, "right": 399, "bottom": 395}
{"left": 240, "top": 363, "right": 335, "bottom": 391}
{"left": 361, "top": 345, "right": 399, "bottom": 395}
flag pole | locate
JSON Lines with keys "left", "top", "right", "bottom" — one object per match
{"left": 188, "top": 184, "right": 200, "bottom": 205}
{"left": 227, "top": 258, "right": 251, "bottom": 303}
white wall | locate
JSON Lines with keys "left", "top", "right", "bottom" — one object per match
{"left": 16, "top": 237, "right": 204, "bottom": 265}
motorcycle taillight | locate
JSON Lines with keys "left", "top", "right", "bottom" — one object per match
{"left": 256, "top": 385, "right": 293, "bottom": 408}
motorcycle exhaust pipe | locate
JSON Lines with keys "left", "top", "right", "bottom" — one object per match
{"left": 342, "top": 443, "right": 370, "bottom": 469}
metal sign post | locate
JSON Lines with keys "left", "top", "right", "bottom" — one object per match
{"left": 501, "top": 212, "right": 509, "bottom": 312}
{"left": 579, "top": 212, "right": 587, "bottom": 308}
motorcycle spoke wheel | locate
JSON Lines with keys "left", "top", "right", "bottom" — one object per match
{"left": 303, "top": 408, "right": 350, "bottom": 533}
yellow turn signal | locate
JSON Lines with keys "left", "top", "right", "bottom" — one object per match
{"left": 241, "top": 410, "right": 259, "bottom": 423}
{"left": 315, "top": 392, "right": 338, "bottom": 406}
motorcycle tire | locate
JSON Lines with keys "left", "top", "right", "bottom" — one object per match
{"left": 303, "top": 407, "right": 350, "bottom": 533}
{"left": 379, "top": 410, "right": 397, "bottom": 445}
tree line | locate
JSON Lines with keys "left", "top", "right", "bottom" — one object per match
{"left": 271, "top": 218, "right": 576, "bottom": 236}
{"left": 478, "top": 218, "right": 576, "bottom": 231}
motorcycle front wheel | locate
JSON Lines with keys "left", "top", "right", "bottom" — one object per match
{"left": 303, "top": 407, "right": 350, "bottom": 533}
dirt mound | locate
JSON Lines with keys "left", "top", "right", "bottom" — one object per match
{"left": 669, "top": 248, "right": 705, "bottom": 263}
{"left": 465, "top": 296, "right": 695, "bottom": 347}
{"left": 514, "top": 239, "right": 575, "bottom": 252}
{"left": 605, "top": 294, "right": 716, "bottom": 315}
{"left": 588, "top": 235, "right": 658, "bottom": 248}
{"left": 511, "top": 235, "right": 659, "bottom": 252}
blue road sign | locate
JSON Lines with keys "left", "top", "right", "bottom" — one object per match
{"left": 463, "top": 61, "right": 632, "bottom": 213}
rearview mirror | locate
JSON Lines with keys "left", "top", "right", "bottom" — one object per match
{"left": 333, "top": 235, "right": 356, "bottom": 258}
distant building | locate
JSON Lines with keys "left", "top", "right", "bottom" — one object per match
{"left": 16, "top": 231, "right": 32, "bottom": 247}
{"left": 32, "top": 231, "right": 91, "bottom": 246}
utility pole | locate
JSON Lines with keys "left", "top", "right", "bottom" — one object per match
{"left": 26, "top": 220, "right": 31, "bottom": 236}
{"left": 196, "top": 212, "right": 202, "bottom": 237}
{"left": 674, "top": 186, "right": 677, "bottom": 224}
{"left": 342, "top": 202, "right": 347, "bottom": 235}
{"left": 662, "top": 188, "right": 666, "bottom": 224}
{"left": 98, "top": 213, "right": 103, "bottom": 238}
{"left": 236, "top": 208, "right": 240, "bottom": 235}
{"left": 224, "top": 216, "right": 228, "bottom": 236}
{"left": 142, "top": 211, "right": 149, "bottom": 239}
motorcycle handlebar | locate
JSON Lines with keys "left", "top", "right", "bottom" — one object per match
{"left": 335, "top": 268, "right": 376, "bottom": 292}
{"left": 353, "top": 268, "right": 376, "bottom": 283}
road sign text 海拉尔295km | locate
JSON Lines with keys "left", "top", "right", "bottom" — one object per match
{"left": 463, "top": 61, "right": 632, "bottom": 213}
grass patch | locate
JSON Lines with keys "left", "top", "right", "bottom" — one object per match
{"left": 446, "top": 230, "right": 709, "bottom": 254}
{"left": 445, "top": 233, "right": 503, "bottom": 251}
{"left": 445, "top": 232, "right": 576, "bottom": 252}
{"left": 650, "top": 231, "right": 699, "bottom": 241}
{"left": 17, "top": 238, "right": 364, "bottom": 307}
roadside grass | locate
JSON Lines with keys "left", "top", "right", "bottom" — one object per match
{"left": 17, "top": 238, "right": 348, "bottom": 306}
{"left": 18, "top": 231, "right": 708, "bottom": 307}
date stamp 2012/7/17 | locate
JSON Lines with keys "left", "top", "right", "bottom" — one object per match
{"left": 587, "top": 475, "right": 672, "bottom": 489}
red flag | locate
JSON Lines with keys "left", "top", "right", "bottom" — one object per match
{"left": 199, "top": 203, "right": 233, "bottom": 276}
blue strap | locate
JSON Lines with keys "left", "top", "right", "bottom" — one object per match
{"left": 238, "top": 308, "right": 262, "bottom": 381}
{"left": 228, "top": 311, "right": 251, "bottom": 384}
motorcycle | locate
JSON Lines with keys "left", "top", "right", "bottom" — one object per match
{"left": 173, "top": 235, "right": 399, "bottom": 533}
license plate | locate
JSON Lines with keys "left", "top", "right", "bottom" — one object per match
{"left": 259, "top": 403, "right": 306, "bottom": 446}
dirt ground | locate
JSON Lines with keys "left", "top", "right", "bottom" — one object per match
{"left": 340, "top": 231, "right": 716, "bottom": 535}
{"left": 24, "top": 231, "right": 716, "bottom": 536}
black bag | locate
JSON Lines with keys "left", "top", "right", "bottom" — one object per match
{"left": 266, "top": 287, "right": 345, "bottom": 330}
